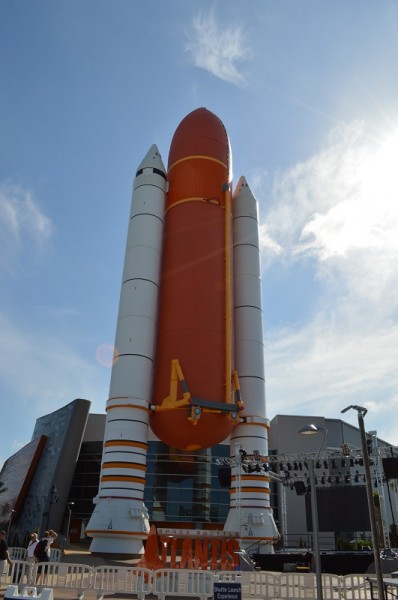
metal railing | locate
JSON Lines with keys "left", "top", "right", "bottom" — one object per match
{"left": 0, "top": 561, "right": 380, "bottom": 599}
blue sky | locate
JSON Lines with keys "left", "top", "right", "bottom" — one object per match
{"left": 2, "top": 0, "right": 398, "bottom": 467}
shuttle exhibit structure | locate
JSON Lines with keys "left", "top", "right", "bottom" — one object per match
{"left": 86, "top": 108, "right": 279, "bottom": 555}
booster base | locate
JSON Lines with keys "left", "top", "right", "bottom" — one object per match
{"left": 224, "top": 507, "right": 279, "bottom": 553}
{"left": 86, "top": 497, "right": 150, "bottom": 556}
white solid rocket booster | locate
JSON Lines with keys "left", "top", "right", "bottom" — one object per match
{"left": 224, "top": 176, "right": 279, "bottom": 550}
{"left": 86, "top": 145, "right": 167, "bottom": 555}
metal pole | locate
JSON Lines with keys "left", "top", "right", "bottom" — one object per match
{"left": 66, "top": 502, "right": 74, "bottom": 546}
{"left": 6, "top": 509, "right": 15, "bottom": 541}
{"left": 235, "top": 444, "right": 242, "bottom": 541}
{"left": 308, "top": 459, "right": 323, "bottom": 600}
{"left": 342, "top": 406, "right": 385, "bottom": 600}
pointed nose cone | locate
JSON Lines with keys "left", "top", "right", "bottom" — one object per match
{"left": 234, "top": 175, "right": 250, "bottom": 194}
{"left": 168, "top": 107, "right": 231, "bottom": 179}
{"left": 233, "top": 175, "right": 258, "bottom": 219}
{"left": 136, "top": 144, "right": 166, "bottom": 176}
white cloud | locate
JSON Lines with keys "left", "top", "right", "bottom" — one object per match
{"left": 261, "top": 121, "right": 398, "bottom": 444}
{"left": 263, "top": 121, "right": 398, "bottom": 315}
{"left": 186, "top": 11, "right": 250, "bottom": 86}
{"left": 265, "top": 317, "right": 398, "bottom": 444}
{"left": 0, "top": 183, "right": 53, "bottom": 273}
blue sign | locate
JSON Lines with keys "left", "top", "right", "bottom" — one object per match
{"left": 213, "top": 581, "right": 242, "bottom": 600}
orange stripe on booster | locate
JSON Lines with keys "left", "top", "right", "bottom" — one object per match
{"left": 106, "top": 403, "right": 149, "bottom": 412}
{"left": 102, "top": 462, "right": 147, "bottom": 471}
{"left": 104, "top": 440, "right": 148, "bottom": 449}
{"left": 85, "top": 530, "right": 146, "bottom": 538}
{"left": 231, "top": 487, "right": 270, "bottom": 494}
{"left": 101, "top": 475, "right": 145, "bottom": 484}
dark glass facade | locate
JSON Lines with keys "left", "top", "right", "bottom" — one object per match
{"left": 145, "top": 441, "right": 230, "bottom": 525}
{"left": 68, "top": 440, "right": 231, "bottom": 531}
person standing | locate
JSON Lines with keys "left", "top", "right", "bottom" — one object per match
{"left": 26, "top": 532, "right": 38, "bottom": 562}
{"left": 35, "top": 529, "right": 57, "bottom": 585}
{"left": 0, "top": 530, "right": 12, "bottom": 578}
{"left": 26, "top": 532, "right": 38, "bottom": 584}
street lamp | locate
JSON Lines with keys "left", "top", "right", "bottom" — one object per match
{"left": 341, "top": 405, "right": 385, "bottom": 600}
{"left": 66, "top": 502, "right": 74, "bottom": 546}
{"left": 299, "top": 424, "right": 327, "bottom": 600}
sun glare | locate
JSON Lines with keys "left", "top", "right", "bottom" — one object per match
{"left": 299, "top": 126, "right": 398, "bottom": 260}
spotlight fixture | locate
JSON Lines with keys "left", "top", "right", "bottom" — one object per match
{"left": 294, "top": 481, "right": 307, "bottom": 496}
{"left": 341, "top": 443, "right": 351, "bottom": 457}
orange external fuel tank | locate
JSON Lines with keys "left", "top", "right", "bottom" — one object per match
{"left": 150, "top": 108, "right": 240, "bottom": 450}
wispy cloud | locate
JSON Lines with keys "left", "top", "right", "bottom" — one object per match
{"left": 186, "top": 11, "right": 250, "bottom": 86}
{"left": 263, "top": 121, "right": 398, "bottom": 316}
{"left": 0, "top": 183, "right": 53, "bottom": 273}
{"left": 260, "top": 121, "right": 398, "bottom": 443}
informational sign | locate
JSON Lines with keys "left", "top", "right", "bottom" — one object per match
{"left": 213, "top": 581, "right": 242, "bottom": 600}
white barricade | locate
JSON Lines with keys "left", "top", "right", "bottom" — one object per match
{"left": 2, "top": 560, "right": 33, "bottom": 587}
{"left": 280, "top": 572, "right": 316, "bottom": 598}
{"left": 0, "top": 563, "right": 377, "bottom": 600}
{"left": 35, "top": 562, "right": 93, "bottom": 599}
{"left": 152, "top": 569, "right": 213, "bottom": 600}
{"left": 9, "top": 548, "right": 27, "bottom": 561}
{"left": 49, "top": 550, "right": 61, "bottom": 563}
{"left": 92, "top": 566, "right": 153, "bottom": 600}
{"left": 4, "top": 585, "right": 53, "bottom": 600}
{"left": 230, "top": 570, "right": 280, "bottom": 600}
{"left": 341, "top": 574, "right": 372, "bottom": 599}
{"left": 279, "top": 572, "right": 342, "bottom": 599}
{"left": 8, "top": 549, "right": 60, "bottom": 563}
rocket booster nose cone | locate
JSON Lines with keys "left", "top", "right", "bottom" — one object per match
{"left": 168, "top": 107, "right": 231, "bottom": 178}
{"left": 233, "top": 176, "right": 257, "bottom": 200}
{"left": 233, "top": 175, "right": 258, "bottom": 220}
{"left": 135, "top": 144, "right": 166, "bottom": 177}
{"left": 234, "top": 175, "right": 248, "bottom": 192}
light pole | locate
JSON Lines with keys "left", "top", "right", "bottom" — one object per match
{"left": 7, "top": 509, "right": 15, "bottom": 541}
{"left": 341, "top": 405, "right": 385, "bottom": 600}
{"left": 66, "top": 502, "right": 74, "bottom": 546}
{"left": 299, "top": 424, "right": 327, "bottom": 600}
